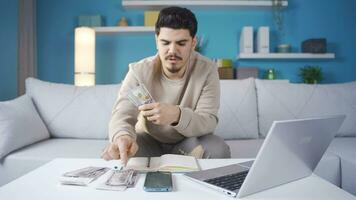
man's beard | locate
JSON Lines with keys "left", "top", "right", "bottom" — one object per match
{"left": 167, "top": 65, "right": 181, "bottom": 73}
{"left": 165, "top": 54, "right": 183, "bottom": 74}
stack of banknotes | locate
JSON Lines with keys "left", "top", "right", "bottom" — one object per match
{"left": 96, "top": 169, "right": 139, "bottom": 191}
{"left": 127, "top": 84, "right": 155, "bottom": 107}
{"left": 60, "top": 166, "right": 139, "bottom": 191}
{"left": 59, "top": 166, "right": 110, "bottom": 186}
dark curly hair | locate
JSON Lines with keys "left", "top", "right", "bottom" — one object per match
{"left": 155, "top": 6, "right": 198, "bottom": 38}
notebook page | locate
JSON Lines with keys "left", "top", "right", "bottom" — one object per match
{"left": 159, "top": 154, "right": 199, "bottom": 171}
{"left": 125, "top": 157, "right": 149, "bottom": 171}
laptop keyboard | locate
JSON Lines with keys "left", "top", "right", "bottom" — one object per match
{"left": 204, "top": 170, "right": 249, "bottom": 191}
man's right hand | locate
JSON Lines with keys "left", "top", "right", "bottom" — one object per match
{"left": 101, "top": 135, "right": 138, "bottom": 165}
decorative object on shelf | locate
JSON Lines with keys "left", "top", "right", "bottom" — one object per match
{"left": 78, "top": 15, "right": 103, "bottom": 27}
{"left": 240, "top": 26, "right": 253, "bottom": 53}
{"left": 74, "top": 27, "right": 96, "bottom": 86}
{"left": 272, "top": 0, "right": 285, "bottom": 34}
{"left": 236, "top": 67, "right": 259, "bottom": 79}
{"left": 272, "top": 0, "right": 287, "bottom": 46}
{"left": 299, "top": 65, "right": 323, "bottom": 84}
{"left": 144, "top": 11, "right": 159, "bottom": 26}
{"left": 277, "top": 44, "right": 291, "bottom": 53}
{"left": 195, "top": 35, "right": 207, "bottom": 53}
{"left": 216, "top": 58, "right": 234, "bottom": 79}
{"left": 265, "top": 68, "right": 276, "bottom": 80}
{"left": 257, "top": 26, "right": 270, "bottom": 53}
{"left": 117, "top": 17, "right": 129, "bottom": 26}
{"left": 218, "top": 68, "right": 234, "bottom": 79}
{"left": 217, "top": 58, "right": 232, "bottom": 68}
{"left": 302, "top": 38, "right": 327, "bottom": 53}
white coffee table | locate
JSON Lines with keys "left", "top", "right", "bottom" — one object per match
{"left": 0, "top": 158, "right": 355, "bottom": 200}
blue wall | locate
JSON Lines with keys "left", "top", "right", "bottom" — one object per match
{"left": 1, "top": 0, "right": 356, "bottom": 100}
{"left": 237, "top": 0, "right": 356, "bottom": 82}
{"left": 36, "top": 0, "right": 356, "bottom": 85}
{"left": 36, "top": 0, "right": 156, "bottom": 84}
{"left": 0, "top": 0, "right": 17, "bottom": 101}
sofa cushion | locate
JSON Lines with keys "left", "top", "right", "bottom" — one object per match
{"left": 256, "top": 79, "right": 356, "bottom": 137}
{"left": 313, "top": 152, "right": 341, "bottom": 187}
{"left": 215, "top": 78, "right": 259, "bottom": 139}
{"left": 0, "top": 95, "right": 50, "bottom": 159}
{"left": 0, "top": 138, "right": 107, "bottom": 186}
{"left": 25, "top": 78, "right": 120, "bottom": 139}
{"left": 327, "top": 137, "right": 356, "bottom": 195}
{"left": 339, "top": 158, "right": 356, "bottom": 195}
{"left": 226, "top": 139, "right": 263, "bottom": 158}
{"left": 6, "top": 138, "right": 107, "bottom": 160}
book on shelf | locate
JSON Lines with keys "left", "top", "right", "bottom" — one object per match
{"left": 124, "top": 154, "right": 200, "bottom": 173}
{"left": 218, "top": 67, "right": 234, "bottom": 79}
{"left": 236, "top": 67, "right": 259, "bottom": 79}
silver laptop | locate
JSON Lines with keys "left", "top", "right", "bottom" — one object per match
{"left": 184, "top": 115, "right": 345, "bottom": 198}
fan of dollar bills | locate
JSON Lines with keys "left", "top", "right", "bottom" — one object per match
{"left": 60, "top": 166, "right": 139, "bottom": 191}
{"left": 96, "top": 169, "right": 139, "bottom": 191}
{"left": 127, "top": 84, "right": 155, "bottom": 107}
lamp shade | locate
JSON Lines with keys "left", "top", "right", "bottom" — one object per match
{"left": 75, "top": 27, "right": 95, "bottom": 86}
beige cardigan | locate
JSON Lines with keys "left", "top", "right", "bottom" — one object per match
{"left": 109, "top": 51, "right": 220, "bottom": 144}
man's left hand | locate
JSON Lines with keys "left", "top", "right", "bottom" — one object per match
{"left": 139, "top": 103, "right": 180, "bottom": 125}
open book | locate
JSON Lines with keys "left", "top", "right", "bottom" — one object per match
{"left": 124, "top": 154, "right": 200, "bottom": 173}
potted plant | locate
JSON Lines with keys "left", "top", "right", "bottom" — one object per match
{"left": 299, "top": 65, "right": 324, "bottom": 84}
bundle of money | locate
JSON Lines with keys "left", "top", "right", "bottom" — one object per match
{"left": 59, "top": 166, "right": 110, "bottom": 186}
{"left": 96, "top": 169, "right": 139, "bottom": 191}
{"left": 127, "top": 84, "right": 155, "bottom": 107}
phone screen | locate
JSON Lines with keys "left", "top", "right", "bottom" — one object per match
{"left": 143, "top": 171, "right": 173, "bottom": 192}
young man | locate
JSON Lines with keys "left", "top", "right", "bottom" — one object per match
{"left": 102, "top": 7, "right": 230, "bottom": 164}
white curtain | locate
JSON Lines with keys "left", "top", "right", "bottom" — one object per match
{"left": 17, "top": 0, "right": 37, "bottom": 95}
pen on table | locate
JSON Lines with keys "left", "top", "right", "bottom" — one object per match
{"left": 147, "top": 157, "right": 151, "bottom": 168}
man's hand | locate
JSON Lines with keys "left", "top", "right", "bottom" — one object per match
{"left": 139, "top": 102, "right": 181, "bottom": 125}
{"left": 101, "top": 135, "right": 138, "bottom": 165}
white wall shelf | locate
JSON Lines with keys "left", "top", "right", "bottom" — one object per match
{"left": 237, "top": 53, "right": 335, "bottom": 60}
{"left": 122, "top": 0, "right": 288, "bottom": 10}
{"left": 93, "top": 26, "right": 155, "bottom": 34}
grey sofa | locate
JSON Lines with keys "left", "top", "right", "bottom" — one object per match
{"left": 0, "top": 77, "right": 355, "bottom": 196}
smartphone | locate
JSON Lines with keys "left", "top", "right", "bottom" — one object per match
{"left": 143, "top": 171, "right": 173, "bottom": 192}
